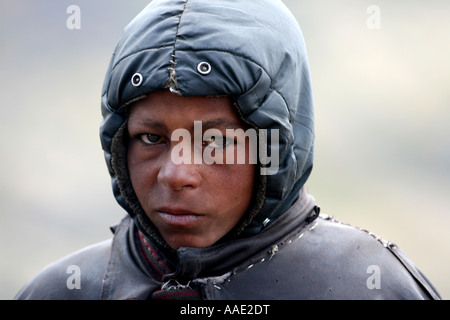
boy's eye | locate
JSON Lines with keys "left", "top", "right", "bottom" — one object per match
{"left": 139, "top": 133, "right": 163, "bottom": 145}
{"left": 204, "top": 136, "right": 234, "bottom": 148}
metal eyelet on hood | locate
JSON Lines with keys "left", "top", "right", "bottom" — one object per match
{"left": 131, "top": 73, "right": 143, "bottom": 86}
{"left": 197, "top": 62, "right": 211, "bottom": 75}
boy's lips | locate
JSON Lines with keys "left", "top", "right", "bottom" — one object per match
{"left": 156, "top": 207, "right": 203, "bottom": 226}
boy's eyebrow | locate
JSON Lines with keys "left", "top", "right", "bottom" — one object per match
{"left": 200, "top": 118, "right": 244, "bottom": 130}
{"left": 128, "top": 118, "right": 169, "bottom": 132}
{"left": 129, "top": 118, "right": 244, "bottom": 131}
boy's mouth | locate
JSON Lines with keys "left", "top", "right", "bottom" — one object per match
{"left": 156, "top": 207, "right": 203, "bottom": 227}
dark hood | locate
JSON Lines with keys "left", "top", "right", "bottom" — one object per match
{"left": 100, "top": 0, "right": 315, "bottom": 241}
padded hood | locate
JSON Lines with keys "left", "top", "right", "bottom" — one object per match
{"left": 100, "top": 0, "right": 314, "bottom": 240}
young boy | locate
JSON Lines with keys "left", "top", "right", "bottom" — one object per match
{"left": 15, "top": 0, "right": 440, "bottom": 300}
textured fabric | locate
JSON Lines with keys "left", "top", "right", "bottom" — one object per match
{"left": 135, "top": 230, "right": 173, "bottom": 282}
{"left": 135, "top": 229, "right": 202, "bottom": 300}
{"left": 152, "top": 289, "right": 201, "bottom": 300}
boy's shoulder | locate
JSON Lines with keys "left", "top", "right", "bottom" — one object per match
{"left": 14, "top": 239, "right": 112, "bottom": 300}
{"left": 215, "top": 215, "right": 441, "bottom": 300}
{"left": 293, "top": 215, "right": 441, "bottom": 299}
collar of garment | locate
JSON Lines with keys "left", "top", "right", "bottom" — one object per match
{"left": 134, "top": 188, "right": 318, "bottom": 284}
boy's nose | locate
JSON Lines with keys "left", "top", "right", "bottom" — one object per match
{"left": 157, "top": 143, "right": 202, "bottom": 191}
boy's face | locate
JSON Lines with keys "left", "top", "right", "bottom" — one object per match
{"left": 127, "top": 90, "right": 256, "bottom": 249}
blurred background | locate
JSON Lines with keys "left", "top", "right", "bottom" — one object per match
{"left": 0, "top": 0, "right": 449, "bottom": 299}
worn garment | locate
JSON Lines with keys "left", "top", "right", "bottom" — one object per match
{"left": 135, "top": 230, "right": 202, "bottom": 299}
{"left": 14, "top": 190, "right": 440, "bottom": 300}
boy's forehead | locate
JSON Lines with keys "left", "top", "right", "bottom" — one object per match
{"left": 128, "top": 90, "right": 241, "bottom": 123}
{"left": 128, "top": 115, "right": 245, "bottom": 132}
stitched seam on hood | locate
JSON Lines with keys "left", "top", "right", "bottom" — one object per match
{"left": 110, "top": 45, "right": 173, "bottom": 73}
{"left": 172, "top": 47, "right": 296, "bottom": 117}
{"left": 166, "top": 0, "right": 189, "bottom": 94}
